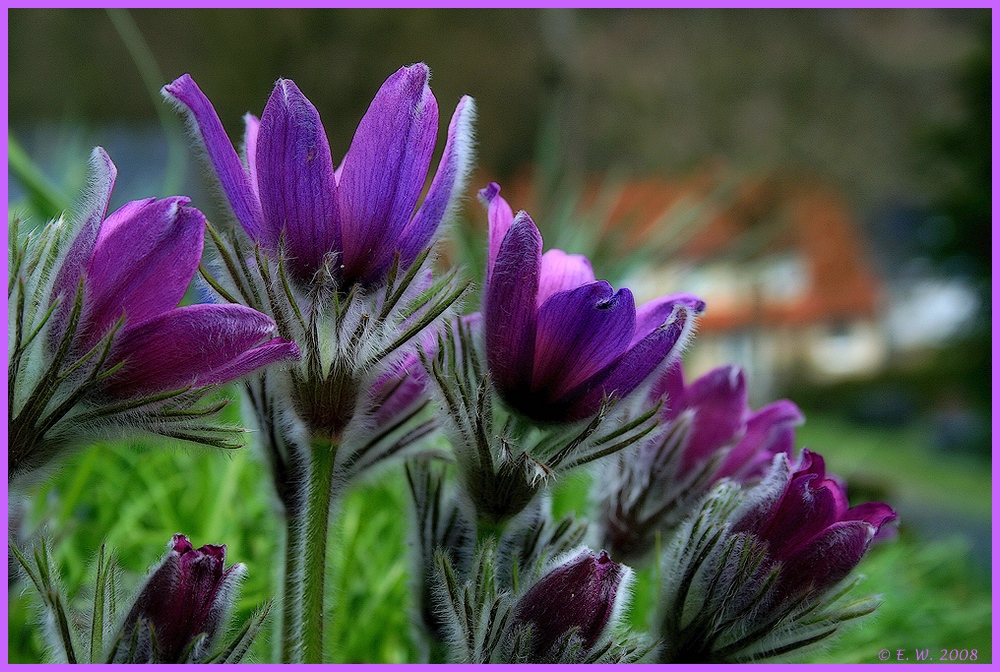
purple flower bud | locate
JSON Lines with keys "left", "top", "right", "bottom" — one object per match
{"left": 656, "top": 455, "right": 897, "bottom": 662}
{"left": 50, "top": 148, "right": 299, "bottom": 400}
{"left": 164, "top": 65, "right": 476, "bottom": 289}
{"left": 597, "top": 362, "right": 803, "bottom": 562}
{"left": 652, "top": 362, "right": 804, "bottom": 482}
{"left": 117, "top": 534, "right": 244, "bottom": 663}
{"left": 370, "top": 351, "right": 428, "bottom": 427}
{"left": 734, "top": 450, "right": 897, "bottom": 599}
{"left": 481, "top": 183, "right": 704, "bottom": 424}
{"left": 512, "top": 548, "right": 629, "bottom": 660}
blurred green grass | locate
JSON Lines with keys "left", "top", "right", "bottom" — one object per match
{"left": 8, "top": 396, "right": 991, "bottom": 663}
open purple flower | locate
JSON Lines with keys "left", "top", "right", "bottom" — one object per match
{"left": 116, "top": 534, "right": 244, "bottom": 663}
{"left": 163, "top": 64, "right": 475, "bottom": 288}
{"left": 50, "top": 148, "right": 299, "bottom": 399}
{"left": 598, "top": 362, "right": 803, "bottom": 561}
{"left": 733, "top": 449, "right": 898, "bottom": 600}
{"left": 480, "top": 183, "right": 704, "bottom": 424}
{"left": 652, "top": 362, "right": 803, "bottom": 481}
{"left": 511, "top": 548, "right": 630, "bottom": 661}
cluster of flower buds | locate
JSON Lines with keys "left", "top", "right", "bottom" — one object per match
{"left": 9, "top": 57, "right": 901, "bottom": 666}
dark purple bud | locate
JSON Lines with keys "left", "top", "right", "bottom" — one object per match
{"left": 734, "top": 450, "right": 897, "bottom": 599}
{"left": 512, "top": 548, "right": 629, "bottom": 660}
{"left": 119, "top": 534, "right": 244, "bottom": 663}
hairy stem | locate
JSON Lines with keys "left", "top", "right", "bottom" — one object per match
{"left": 299, "top": 434, "right": 337, "bottom": 663}
{"left": 279, "top": 509, "right": 301, "bottom": 663}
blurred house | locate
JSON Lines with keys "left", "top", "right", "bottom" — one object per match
{"left": 503, "top": 166, "right": 889, "bottom": 402}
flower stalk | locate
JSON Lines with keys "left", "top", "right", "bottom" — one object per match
{"left": 298, "top": 434, "right": 339, "bottom": 663}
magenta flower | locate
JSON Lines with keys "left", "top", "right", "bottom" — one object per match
{"left": 481, "top": 183, "right": 704, "bottom": 424}
{"left": 511, "top": 548, "right": 630, "bottom": 661}
{"left": 652, "top": 362, "right": 803, "bottom": 481}
{"left": 733, "top": 449, "right": 897, "bottom": 599}
{"left": 115, "top": 534, "right": 244, "bottom": 663}
{"left": 655, "top": 450, "right": 897, "bottom": 662}
{"left": 50, "top": 149, "right": 299, "bottom": 399}
{"left": 163, "top": 64, "right": 475, "bottom": 287}
{"left": 598, "top": 362, "right": 804, "bottom": 561}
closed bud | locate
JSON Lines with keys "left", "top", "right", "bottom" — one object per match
{"left": 511, "top": 548, "right": 630, "bottom": 661}
{"left": 113, "top": 534, "right": 245, "bottom": 663}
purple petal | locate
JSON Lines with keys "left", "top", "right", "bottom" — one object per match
{"left": 843, "top": 501, "right": 899, "bottom": 541}
{"left": 104, "top": 304, "right": 298, "bottom": 397}
{"left": 162, "top": 75, "right": 267, "bottom": 242}
{"left": 533, "top": 282, "right": 635, "bottom": 400}
{"left": 479, "top": 182, "right": 515, "bottom": 283}
{"left": 648, "top": 361, "right": 686, "bottom": 409}
{"left": 758, "top": 465, "right": 848, "bottom": 560}
{"left": 780, "top": 520, "right": 876, "bottom": 597}
{"left": 398, "top": 95, "right": 476, "bottom": 268}
{"left": 537, "top": 249, "right": 596, "bottom": 307}
{"left": 371, "top": 352, "right": 427, "bottom": 426}
{"left": 242, "top": 113, "right": 261, "bottom": 202}
{"left": 337, "top": 64, "right": 439, "bottom": 285}
{"left": 675, "top": 366, "right": 749, "bottom": 477}
{"left": 570, "top": 301, "right": 696, "bottom": 419}
{"left": 194, "top": 336, "right": 300, "bottom": 388}
{"left": 257, "top": 79, "right": 340, "bottom": 281}
{"left": 81, "top": 198, "right": 205, "bottom": 349}
{"left": 52, "top": 147, "right": 116, "bottom": 307}
{"left": 631, "top": 292, "right": 705, "bottom": 348}
{"left": 484, "top": 212, "right": 541, "bottom": 400}
{"left": 716, "top": 400, "right": 803, "bottom": 481}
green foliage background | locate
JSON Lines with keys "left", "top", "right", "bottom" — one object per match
{"left": 8, "top": 402, "right": 991, "bottom": 663}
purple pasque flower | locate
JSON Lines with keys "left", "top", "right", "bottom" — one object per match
{"left": 480, "top": 183, "right": 704, "bottom": 424}
{"left": 49, "top": 148, "right": 299, "bottom": 399}
{"left": 655, "top": 450, "right": 896, "bottom": 662}
{"left": 598, "top": 361, "right": 804, "bottom": 561}
{"left": 163, "top": 64, "right": 475, "bottom": 288}
{"left": 733, "top": 449, "right": 897, "bottom": 600}
{"left": 115, "top": 534, "right": 244, "bottom": 663}
{"left": 511, "top": 548, "right": 630, "bottom": 661}
{"left": 652, "top": 362, "right": 803, "bottom": 481}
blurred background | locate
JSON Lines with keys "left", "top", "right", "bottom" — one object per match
{"left": 8, "top": 8, "right": 991, "bottom": 663}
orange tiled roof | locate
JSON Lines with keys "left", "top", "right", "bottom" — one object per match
{"left": 494, "top": 166, "right": 882, "bottom": 332}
